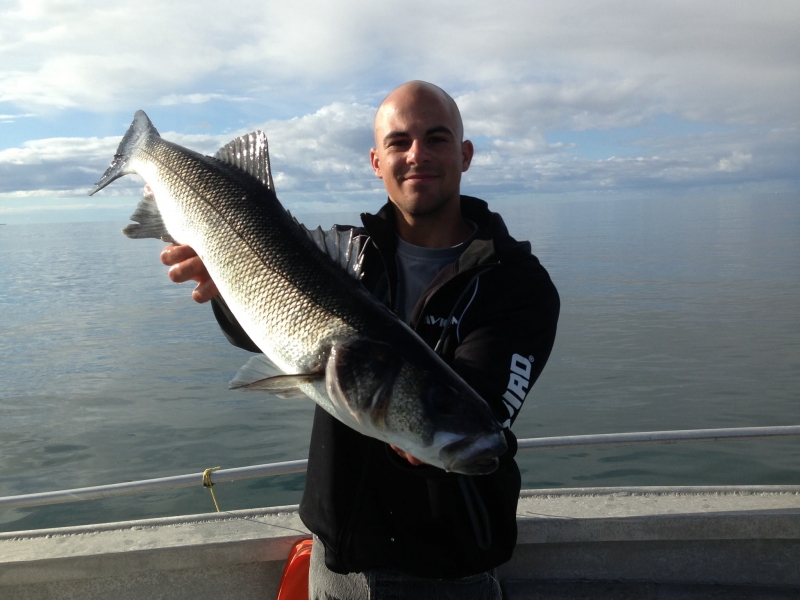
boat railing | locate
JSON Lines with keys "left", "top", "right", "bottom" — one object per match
{"left": 1, "top": 425, "right": 799, "bottom": 511}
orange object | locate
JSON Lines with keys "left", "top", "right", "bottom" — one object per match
{"left": 276, "top": 537, "right": 314, "bottom": 600}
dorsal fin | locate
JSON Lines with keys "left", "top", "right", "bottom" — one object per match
{"left": 295, "top": 220, "right": 365, "bottom": 280}
{"left": 214, "top": 131, "right": 274, "bottom": 191}
{"left": 215, "top": 131, "right": 363, "bottom": 280}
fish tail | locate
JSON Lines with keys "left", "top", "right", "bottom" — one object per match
{"left": 88, "top": 110, "right": 159, "bottom": 196}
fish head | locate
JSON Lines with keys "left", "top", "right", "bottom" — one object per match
{"left": 390, "top": 363, "right": 508, "bottom": 475}
{"left": 326, "top": 337, "right": 507, "bottom": 474}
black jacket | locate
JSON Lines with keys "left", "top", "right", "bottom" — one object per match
{"left": 211, "top": 196, "right": 560, "bottom": 578}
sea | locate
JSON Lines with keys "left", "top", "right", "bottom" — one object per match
{"left": 1, "top": 192, "right": 799, "bottom": 533}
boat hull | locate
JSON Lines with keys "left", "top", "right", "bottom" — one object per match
{"left": 2, "top": 486, "right": 800, "bottom": 598}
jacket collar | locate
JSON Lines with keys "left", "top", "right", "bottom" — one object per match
{"left": 361, "top": 195, "right": 532, "bottom": 273}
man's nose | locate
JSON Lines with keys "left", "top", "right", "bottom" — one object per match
{"left": 407, "top": 139, "right": 429, "bottom": 164}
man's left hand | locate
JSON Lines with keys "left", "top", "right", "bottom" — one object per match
{"left": 390, "top": 445, "right": 428, "bottom": 466}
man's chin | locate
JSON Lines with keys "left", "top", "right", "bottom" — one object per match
{"left": 400, "top": 198, "right": 449, "bottom": 218}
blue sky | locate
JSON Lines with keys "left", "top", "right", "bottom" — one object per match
{"left": 1, "top": 0, "right": 798, "bottom": 224}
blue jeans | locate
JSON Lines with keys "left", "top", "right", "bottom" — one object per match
{"left": 308, "top": 535, "right": 502, "bottom": 600}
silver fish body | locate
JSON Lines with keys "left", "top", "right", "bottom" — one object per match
{"left": 90, "top": 111, "right": 507, "bottom": 475}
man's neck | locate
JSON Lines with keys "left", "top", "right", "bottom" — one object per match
{"left": 392, "top": 200, "right": 473, "bottom": 249}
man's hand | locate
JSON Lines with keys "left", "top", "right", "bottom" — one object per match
{"left": 160, "top": 244, "right": 219, "bottom": 303}
{"left": 390, "top": 445, "right": 428, "bottom": 467}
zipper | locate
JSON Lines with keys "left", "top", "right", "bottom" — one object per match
{"left": 423, "top": 267, "right": 494, "bottom": 355}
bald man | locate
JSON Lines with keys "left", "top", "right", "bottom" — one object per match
{"left": 163, "top": 81, "right": 559, "bottom": 598}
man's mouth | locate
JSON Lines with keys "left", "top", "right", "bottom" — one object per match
{"left": 405, "top": 172, "right": 437, "bottom": 181}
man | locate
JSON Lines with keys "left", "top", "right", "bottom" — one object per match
{"left": 162, "top": 81, "right": 559, "bottom": 598}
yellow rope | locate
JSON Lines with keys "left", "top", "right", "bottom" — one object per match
{"left": 202, "top": 466, "right": 221, "bottom": 512}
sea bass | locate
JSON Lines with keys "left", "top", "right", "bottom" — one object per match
{"left": 89, "top": 111, "right": 506, "bottom": 475}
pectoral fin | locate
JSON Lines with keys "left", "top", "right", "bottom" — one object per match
{"left": 230, "top": 354, "right": 322, "bottom": 399}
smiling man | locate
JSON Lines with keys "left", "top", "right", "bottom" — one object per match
{"left": 162, "top": 81, "right": 560, "bottom": 598}
{"left": 370, "top": 82, "right": 474, "bottom": 249}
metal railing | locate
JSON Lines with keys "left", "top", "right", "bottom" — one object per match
{"left": 2, "top": 425, "right": 799, "bottom": 511}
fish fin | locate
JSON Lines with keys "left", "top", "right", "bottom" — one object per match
{"left": 231, "top": 373, "right": 320, "bottom": 397}
{"left": 121, "top": 186, "right": 175, "bottom": 243}
{"left": 214, "top": 131, "right": 364, "bottom": 279}
{"left": 327, "top": 338, "right": 400, "bottom": 416}
{"left": 229, "top": 354, "right": 321, "bottom": 398}
{"left": 89, "top": 110, "right": 158, "bottom": 196}
{"left": 214, "top": 131, "right": 275, "bottom": 191}
{"left": 295, "top": 221, "right": 365, "bottom": 280}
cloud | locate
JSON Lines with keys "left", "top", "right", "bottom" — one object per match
{"left": 465, "top": 126, "right": 800, "bottom": 195}
{"left": 1, "top": 0, "right": 798, "bottom": 216}
{"left": 0, "top": 201, "right": 129, "bottom": 215}
{"left": 0, "top": 112, "right": 35, "bottom": 124}
{"left": 2, "top": 101, "right": 796, "bottom": 216}
{"left": 458, "top": 80, "right": 658, "bottom": 139}
{"left": 0, "top": 136, "right": 120, "bottom": 195}
{"left": 0, "top": 102, "right": 379, "bottom": 205}
{"left": 716, "top": 151, "right": 752, "bottom": 174}
{"left": 254, "top": 103, "right": 378, "bottom": 193}
{"left": 0, "top": 1, "right": 797, "bottom": 130}
{"left": 157, "top": 93, "right": 252, "bottom": 106}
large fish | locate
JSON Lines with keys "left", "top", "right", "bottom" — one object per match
{"left": 89, "top": 111, "right": 506, "bottom": 475}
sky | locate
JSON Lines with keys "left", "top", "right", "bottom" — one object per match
{"left": 0, "top": 0, "right": 798, "bottom": 224}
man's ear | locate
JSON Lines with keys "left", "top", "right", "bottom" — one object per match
{"left": 370, "top": 148, "right": 383, "bottom": 179}
{"left": 461, "top": 140, "right": 474, "bottom": 172}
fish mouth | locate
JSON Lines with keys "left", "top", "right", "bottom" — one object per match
{"left": 439, "top": 432, "right": 507, "bottom": 475}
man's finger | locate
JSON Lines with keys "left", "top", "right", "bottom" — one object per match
{"left": 390, "top": 445, "right": 427, "bottom": 466}
{"left": 192, "top": 279, "right": 219, "bottom": 304}
{"left": 168, "top": 256, "right": 209, "bottom": 284}
{"left": 160, "top": 244, "right": 198, "bottom": 266}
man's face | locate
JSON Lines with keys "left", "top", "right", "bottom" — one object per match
{"left": 370, "top": 91, "right": 473, "bottom": 220}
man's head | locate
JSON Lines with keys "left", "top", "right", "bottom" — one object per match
{"left": 370, "top": 81, "right": 473, "bottom": 231}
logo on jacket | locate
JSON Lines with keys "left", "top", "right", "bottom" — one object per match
{"left": 502, "top": 353, "right": 533, "bottom": 421}
{"left": 425, "top": 315, "right": 459, "bottom": 327}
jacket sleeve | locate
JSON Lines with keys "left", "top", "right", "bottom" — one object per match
{"left": 210, "top": 295, "right": 261, "bottom": 353}
{"left": 446, "top": 264, "right": 560, "bottom": 428}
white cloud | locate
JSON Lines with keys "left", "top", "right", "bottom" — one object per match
{"left": 0, "top": 103, "right": 379, "bottom": 202}
{"left": 458, "top": 80, "right": 656, "bottom": 139}
{"left": 2, "top": 0, "right": 798, "bottom": 217}
{"left": 255, "top": 103, "right": 377, "bottom": 191}
{"left": 0, "top": 112, "right": 35, "bottom": 123}
{"left": 0, "top": 136, "right": 115, "bottom": 165}
{"left": 157, "top": 93, "right": 252, "bottom": 106}
{"left": 0, "top": 1, "right": 797, "bottom": 130}
{"left": 464, "top": 126, "right": 799, "bottom": 194}
{"left": 716, "top": 151, "right": 753, "bottom": 173}
{"left": 2, "top": 103, "right": 795, "bottom": 213}
{"left": 0, "top": 201, "right": 127, "bottom": 215}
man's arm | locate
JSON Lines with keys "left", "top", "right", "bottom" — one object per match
{"left": 449, "top": 271, "right": 560, "bottom": 428}
{"left": 390, "top": 269, "right": 559, "bottom": 469}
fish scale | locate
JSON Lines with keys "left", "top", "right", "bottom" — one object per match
{"left": 89, "top": 110, "right": 507, "bottom": 475}
{"left": 137, "top": 136, "right": 366, "bottom": 372}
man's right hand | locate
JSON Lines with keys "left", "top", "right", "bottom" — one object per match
{"left": 160, "top": 244, "right": 219, "bottom": 303}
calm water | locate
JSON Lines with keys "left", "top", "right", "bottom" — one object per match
{"left": 1, "top": 193, "right": 799, "bottom": 532}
